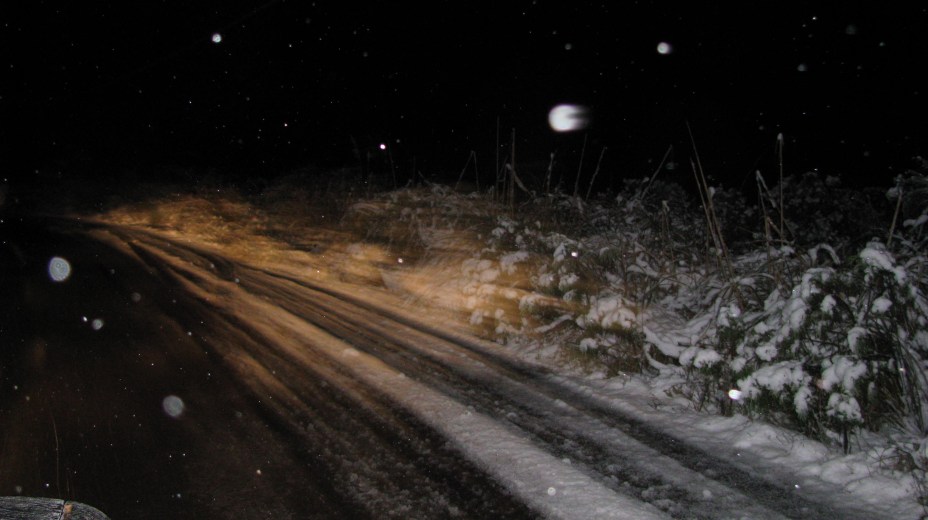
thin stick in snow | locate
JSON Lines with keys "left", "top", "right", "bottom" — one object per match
{"left": 455, "top": 151, "right": 476, "bottom": 191}
{"left": 544, "top": 151, "right": 556, "bottom": 195}
{"left": 585, "top": 146, "right": 607, "bottom": 200}
{"left": 887, "top": 185, "right": 903, "bottom": 247}
{"left": 777, "top": 133, "right": 786, "bottom": 245}
{"left": 573, "top": 132, "right": 588, "bottom": 198}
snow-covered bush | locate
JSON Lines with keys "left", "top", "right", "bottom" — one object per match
{"left": 338, "top": 168, "right": 928, "bottom": 452}
{"left": 493, "top": 171, "right": 925, "bottom": 449}
{"left": 690, "top": 171, "right": 928, "bottom": 449}
{"left": 723, "top": 241, "right": 928, "bottom": 446}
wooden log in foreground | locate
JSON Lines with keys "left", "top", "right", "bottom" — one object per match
{"left": 0, "top": 497, "right": 109, "bottom": 520}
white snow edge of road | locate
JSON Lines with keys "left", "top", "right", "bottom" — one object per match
{"left": 283, "top": 270, "right": 922, "bottom": 520}
{"left": 125, "top": 231, "right": 671, "bottom": 520}
{"left": 386, "top": 371, "right": 671, "bottom": 520}
{"left": 253, "top": 255, "right": 922, "bottom": 519}
{"left": 271, "top": 313, "right": 672, "bottom": 520}
{"left": 552, "top": 374, "right": 923, "bottom": 520}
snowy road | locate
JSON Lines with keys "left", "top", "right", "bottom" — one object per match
{"left": 0, "top": 217, "right": 894, "bottom": 519}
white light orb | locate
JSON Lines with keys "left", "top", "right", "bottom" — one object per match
{"left": 657, "top": 42, "right": 673, "bottom": 55}
{"left": 48, "top": 256, "right": 71, "bottom": 282}
{"left": 211, "top": 33, "right": 222, "bottom": 44}
{"left": 162, "top": 395, "right": 186, "bottom": 418}
{"left": 548, "top": 104, "right": 589, "bottom": 132}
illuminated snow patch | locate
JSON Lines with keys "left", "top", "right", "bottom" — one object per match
{"left": 162, "top": 395, "right": 186, "bottom": 418}
{"left": 48, "top": 256, "right": 71, "bottom": 282}
{"left": 548, "top": 104, "right": 589, "bottom": 132}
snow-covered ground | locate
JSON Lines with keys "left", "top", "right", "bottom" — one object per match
{"left": 92, "top": 174, "right": 928, "bottom": 519}
{"left": 357, "top": 195, "right": 924, "bottom": 518}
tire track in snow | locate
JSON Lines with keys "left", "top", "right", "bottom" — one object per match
{"left": 104, "top": 226, "right": 669, "bottom": 519}
{"left": 101, "top": 224, "right": 889, "bottom": 520}
{"left": 232, "top": 255, "right": 887, "bottom": 520}
{"left": 109, "top": 231, "right": 538, "bottom": 520}
{"left": 231, "top": 267, "right": 802, "bottom": 520}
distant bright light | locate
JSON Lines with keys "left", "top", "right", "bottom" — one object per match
{"left": 728, "top": 389, "right": 743, "bottom": 401}
{"left": 48, "top": 256, "right": 71, "bottom": 282}
{"left": 91, "top": 318, "right": 104, "bottom": 331}
{"left": 657, "top": 42, "right": 672, "bottom": 55}
{"left": 379, "top": 143, "right": 387, "bottom": 150}
{"left": 211, "top": 33, "right": 222, "bottom": 44}
{"left": 548, "top": 104, "right": 589, "bottom": 132}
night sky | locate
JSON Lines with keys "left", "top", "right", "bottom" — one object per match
{"left": 4, "top": 2, "right": 927, "bottom": 190}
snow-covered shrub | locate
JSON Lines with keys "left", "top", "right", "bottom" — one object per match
{"left": 885, "top": 437, "right": 928, "bottom": 509}
{"left": 339, "top": 170, "right": 928, "bottom": 451}
{"left": 566, "top": 321, "right": 649, "bottom": 376}
{"left": 458, "top": 171, "right": 926, "bottom": 448}
{"left": 720, "top": 171, "right": 928, "bottom": 448}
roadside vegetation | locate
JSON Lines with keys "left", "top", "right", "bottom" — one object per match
{"left": 77, "top": 155, "right": 928, "bottom": 506}
{"left": 331, "top": 159, "right": 928, "bottom": 505}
